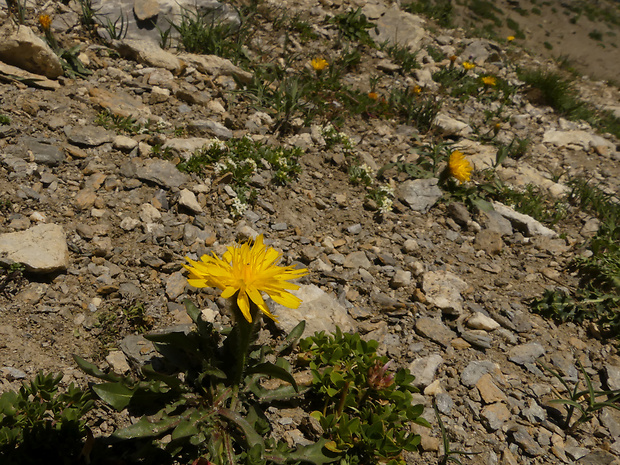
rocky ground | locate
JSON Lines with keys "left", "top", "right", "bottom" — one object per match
{"left": 1, "top": 0, "right": 620, "bottom": 464}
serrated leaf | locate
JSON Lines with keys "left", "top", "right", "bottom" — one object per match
{"left": 92, "top": 382, "right": 135, "bottom": 411}
{"left": 246, "top": 362, "right": 298, "bottom": 392}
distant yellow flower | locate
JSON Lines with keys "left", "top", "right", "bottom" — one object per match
{"left": 448, "top": 150, "right": 473, "bottom": 183}
{"left": 482, "top": 76, "right": 497, "bottom": 86}
{"left": 39, "top": 14, "right": 52, "bottom": 30}
{"left": 462, "top": 61, "right": 476, "bottom": 70}
{"left": 449, "top": 55, "right": 457, "bottom": 63}
{"left": 368, "top": 91, "right": 379, "bottom": 100}
{"left": 184, "top": 235, "right": 308, "bottom": 323}
{"left": 311, "top": 57, "right": 329, "bottom": 72}
{"left": 412, "top": 85, "right": 422, "bottom": 94}
{"left": 507, "top": 35, "right": 515, "bottom": 41}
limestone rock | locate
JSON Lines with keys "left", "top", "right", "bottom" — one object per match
{"left": 0, "top": 24, "right": 63, "bottom": 78}
{"left": 272, "top": 284, "right": 356, "bottom": 337}
{"left": 0, "top": 224, "right": 69, "bottom": 273}
{"left": 397, "top": 178, "right": 443, "bottom": 213}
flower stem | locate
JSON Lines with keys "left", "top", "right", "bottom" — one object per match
{"left": 227, "top": 299, "right": 261, "bottom": 387}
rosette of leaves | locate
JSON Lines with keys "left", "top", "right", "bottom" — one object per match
{"left": 299, "top": 328, "right": 430, "bottom": 465}
{"left": 75, "top": 301, "right": 337, "bottom": 464}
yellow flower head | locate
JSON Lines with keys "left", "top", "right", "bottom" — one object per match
{"left": 507, "top": 35, "right": 515, "bottom": 42}
{"left": 448, "top": 150, "right": 473, "bottom": 183}
{"left": 184, "top": 235, "right": 308, "bottom": 323}
{"left": 368, "top": 91, "right": 379, "bottom": 100}
{"left": 412, "top": 85, "right": 422, "bottom": 94}
{"left": 39, "top": 14, "right": 52, "bottom": 30}
{"left": 311, "top": 57, "right": 329, "bottom": 71}
{"left": 462, "top": 61, "right": 476, "bottom": 70}
{"left": 449, "top": 55, "right": 458, "bottom": 63}
{"left": 482, "top": 76, "right": 496, "bottom": 86}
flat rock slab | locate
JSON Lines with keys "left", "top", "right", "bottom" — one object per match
{"left": 0, "top": 224, "right": 69, "bottom": 273}
{"left": 492, "top": 201, "right": 556, "bottom": 237}
{"left": 134, "top": 158, "right": 190, "bottom": 188}
{"left": 422, "top": 270, "right": 469, "bottom": 315}
{"left": 273, "top": 284, "right": 356, "bottom": 338}
{"left": 397, "top": 178, "right": 443, "bottom": 213}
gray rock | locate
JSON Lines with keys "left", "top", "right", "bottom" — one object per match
{"left": 522, "top": 399, "right": 546, "bottom": 424}
{"left": 178, "top": 189, "right": 203, "bottom": 214}
{"left": 408, "top": 354, "right": 444, "bottom": 388}
{"left": 474, "top": 229, "right": 503, "bottom": 255}
{"left": 543, "top": 129, "right": 615, "bottom": 153}
{"left": 460, "top": 39, "right": 500, "bottom": 64}
{"left": 179, "top": 53, "right": 253, "bottom": 84}
{"left": 447, "top": 202, "right": 471, "bottom": 226}
{"left": 89, "top": 87, "right": 153, "bottom": 121}
{"left": 600, "top": 408, "right": 620, "bottom": 438}
{"left": 480, "top": 209, "right": 514, "bottom": 236}
{"left": 461, "top": 360, "right": 500, "bottom": 387}
{"left": 370, "top": 5, "right": 427, "bottom": 51}
{"left": 0, "top": 224, "right": 69, "bottom": 273}
{"left": 421, "top": 270, "right": 469, "bottom": 315}
{"left": 272, "top": 284, "right": 356, "bottom": 337}
{"left": 135, "top": 158, "right": 190, "bottom": 188}
{"left": 435, "top": 392, "right": 454, "bottom": 414}
{"left": 606, "top": 365, "right": 620, "bottom": 390}
{"left": 105, "top": 350, "right": 131, "bottom": 374}
{"left": 166, "top": 271, "right": 188, "bottom": 300}
{"left": 510, "top": 425, "right": 545, "bottom": 456}
{"left": 481, "top": 403, "right": 511, "bottom": 431}
{"left": 575, "top": 450, "right": 618, "bottom": 465}
{"left": 64, "top": 125, "right": 115, "bottom": 147}
{"left": 415, "top": 317, "right": 457, "bottom": 347}
{"left": 188, "top": 120, "right": 233, "bottom": 139}
{"left": 492, "top": 202, "right": 556, "bottom": 237}
{"left": 508, "top": 343, "right": 545, "bottom": 366}
{"left": 467, "top": 312, "right": 500, "bottom": 331}
{"left": 390, "top": 268, "right": 412, "bottom": 288}
{"left": 397, "top": 178, "right": 443, "bottom": 213}
{"left": 343, "top": 251, "right": 371, "bottom": 269}
{"left": 434, "top": 112, "right": 472, "bottom": 136}
{"left": 134, "top": 0, "right": 159, "bottom": 20}
{"left": 0, "top": 24, "right": 63, "bottom": 78}
{"left": 20, "top": 137, "right": 65, "bottom": 166}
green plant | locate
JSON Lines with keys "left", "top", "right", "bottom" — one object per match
{"left": 6, "top": 0, "right": 26, "bottom": 24}
{"left": 177, "top": 137, "right": 302, "bottom": 216}
{"left": 328, "top": 8, "right": 376, "bottom": 47}
{"left": 539, "top": 361, "right": 620, "bottom": 430}
{"left": 99, "top": 12, "right": 128, "bottom": 40}
{"left": 382, "top": 43, "right": 420, "bottom": 73}
{"left": 94, "top": 110, "right": 152, "bottom": 134}
{"left": 494, "top": 136, "right": 529, "bottom": 166}
{"left": 0, "top": 262, "right": 25, "bottom": 296}
{"left": 589, "top": 30, "right": 603, "bottom": 41}
{"left": 434, "top": 402, "right": 478, "bottom": 464}
{"left": 0, "top": 372, "right": 94, "bottom": 464}
{"left": 467, "top": 0, "right": 503, "bottom": 26}
{"left": 543, "top": 41, "right": 553, "bottom": 50}
{"left": 171, "top": 6, "right": 251, "bottom": 63}
{"left": 388, "top": 87, "right": 442, "bottom": 132}
{"left": 403, "top": 0, "right": 453, "bottom": 27}
{"left": 76, "top": 0, "right": 99, "bottom": 34}
{"left": 426, "top": 45, "right": 446, "bottom": 63}
{"left": 0, "top": 115, "right": 9, "bottom": 125}
{"left": 300, "top": 328, "right": 429, "bottom": 465}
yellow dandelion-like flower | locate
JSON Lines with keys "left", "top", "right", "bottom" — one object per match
{"left": 462, "top": 61, "right": 476, "bottom": 70}
{"left": 482, "top": 76, "right": 497, "bottom": 86}
{"left": 507, "top": 35, "right": 515, "bottom": 42}
{"left": 448, "top": 150, "right": 473, "bottom": 183}
{"left": 184, "top": 235, "right": 308, "bottom": 323}
{"left": 39, "top": 14, "right": 52, "bottom": 30}
{"left": 311, "top": 57, "right": 329, "bottom": 71}
{"left": 368, "top": 91, "right": 379, "bottom": 100}
{"left": 412, "top": 85, "right": 422, "bottom": 94}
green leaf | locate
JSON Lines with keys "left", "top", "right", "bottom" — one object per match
{"left": 92, "top": 382, "right": 135, "bottom": 411}
{"left": 276, "top": 320, "right": 306, "bottom": 354}
{"left": 246, "top": 362, "right": 298, "bottom": 392}
{"left": 470, "top": 197, "right": 494, "bottom": 213}
{"left": 171, "top": 411, "right": 201, "bottom": 440}
{"left": 218, "top": 408, "right": 265, "bottom": 449}
{"left": 73, "top": 355, "right": 122, "bottom": 382}
{"left": 114, "top": 411, "right": 180, "bottom": 439}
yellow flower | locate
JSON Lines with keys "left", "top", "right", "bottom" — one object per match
{"left": 482, "top": 76, "right": 496, "bottom": 86}
{"left": 462, "top": 61, "right": 476, "bottom": 70}
{"left": 412, "top": 85, "right": 422, "bottom": 94}
{"left": 311, "top": 57, "right": 329, "bottom": 71}
{"left": 39, "top": 14, "right": 52, "bottom": 30}
{"left": 448, "top": 150, "right": 473, "bottom": 183}
{"left": 507, "top": 35, "right": 515, "bottom": 41}
{"left": 184, "top": 235, "right": 308, "bottom": 323}
{"left": 368, "top": 91, "right": 379, "bottom": 100}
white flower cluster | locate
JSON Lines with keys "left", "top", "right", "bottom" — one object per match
{"left": 214, "top": 157, "right": 237, "bottom": 175}
{"left": 321, "top": 124, "right": 352, "bottom": 149}
{"left": 231, "top": 197, "right": 248, "bottom": 217}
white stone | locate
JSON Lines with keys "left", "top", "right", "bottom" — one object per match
{"left": 467, "top": 312, "right": 500, "bottom": 331}
{"left": 139, "top": 203, "right": 161, "bottom": 223}
{"left": 0, "top": 224, "right": 69, "bottom": 273}
{"left": 178, "top": 188, "right": 203, "bottom": 213}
